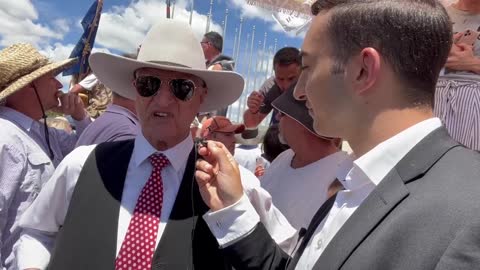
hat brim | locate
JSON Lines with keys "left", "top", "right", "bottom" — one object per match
{"left": 218, "top": 123, "right": 245, "bottom": 134}
{"left": 235, "top": 126, "right": 268, "bottom": 145}
{"left": 0, "top": 58, "right": 77, "bottom": 101}
{"left": 272, "top": 92, "right": 335, "bottom": 140}
{"left": 89, "top": 53, "right": 244, "bottom": 112}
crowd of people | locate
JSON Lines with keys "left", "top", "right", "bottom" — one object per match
{"left": 0, "top": 0, "right": 479, "bottom": 269}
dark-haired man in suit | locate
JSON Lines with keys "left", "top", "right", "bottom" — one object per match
{"left": 195, "top": 1, "right": 480, "bottom": 269}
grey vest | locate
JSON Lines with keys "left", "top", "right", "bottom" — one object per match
{"left": 48, "top": 140, "right": 231, "bottom": 270}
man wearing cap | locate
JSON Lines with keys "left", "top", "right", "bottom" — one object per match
{"left": 261, "top": 88, "right": 351, "bottom": 230}
{"left": 14, "top": 20, "right": 296, "bottom": 270}
{"left": 200, "top": 116, "right": 245, "bottom": 155}
{"left": 0, "top": 43, "right": 90, "bottom": 269}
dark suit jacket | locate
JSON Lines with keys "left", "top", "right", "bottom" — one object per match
{"left": 224, "top": 127, "right": 480, "bottom": 270}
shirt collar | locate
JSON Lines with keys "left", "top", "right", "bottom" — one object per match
{"left": 0, "top": 106, "right": 36, "bottom": 132}
{"left": 106, "top": 104, "right": 139, "bottom": 124}
{"left": 341, "top": 118, "right": 443, "bottom": 191}
{"left": 132, "top": 133, "right": 194, "bottom": 174}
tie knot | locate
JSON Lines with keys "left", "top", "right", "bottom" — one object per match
{"left": 149, "top": 153, "right": 169, "bottom": 170}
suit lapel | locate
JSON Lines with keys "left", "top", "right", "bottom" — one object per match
{"left": 313, "top": 127, "right": 461, "bottom": 270}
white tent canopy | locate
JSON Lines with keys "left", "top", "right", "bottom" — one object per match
{"left": 247, "top": 0, "right": 314, "bottom": 34}
{"left": 246, "top": 0, "right": 315, "bottom": 17}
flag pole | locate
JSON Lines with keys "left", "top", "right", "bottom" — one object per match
{"left": 223, "top": 8, "right": 228, "bottom": 51}
{"left": 206, "top": 0, "right": 214, "bottom": 33}
{"left": 265, "top": 45, "right": 273, "bottom": 81}
{"left": 240, "top": 26, "right": 256, "bottom": 119}
{"left": 237, "top": 32, "right": 250, "bottom": 123}
{"left": 235, "top": 17, "right": 243, "bottom": 65}
{"left": 189, "top": 0, "right": 194, "bottom": 25}
{"left": 260, "top": 32, "right": 267, "bottom": 81}
{"left": 272, "top": 38, "right": 278, "bottom": 76}
{"left": 232, "top": 27, "right": 238, "bottom": 60}
{"left": 254, "top": 40, "right": 262, "bottom": 90}
{"left": 223, "top": 9, "right": 229, "bottom": 53}
{"left": 166, "top": 0, "right": 171, "bottom": 19}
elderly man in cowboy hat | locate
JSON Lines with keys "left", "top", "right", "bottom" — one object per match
{"left": 0, "top": 43, "right": 90, "bottom": 269}
{"left": 14, "top": 20, "right": 297, "bottom": 270}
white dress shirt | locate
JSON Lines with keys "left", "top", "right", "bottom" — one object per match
{"left": 14, "top": 134, "right": 295, "bottom": 269}
{"left": 203, "top": 118, "right": 443, "bottom": 269}
{"left": 0, "top": 106, "right": 90, "bottom": 270}
{"left": 261, "top": 149, "right": 352, "bottom": 230}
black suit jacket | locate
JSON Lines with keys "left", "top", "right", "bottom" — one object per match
{"left": 224, "top": 127, "right": 480, "bottom": 270}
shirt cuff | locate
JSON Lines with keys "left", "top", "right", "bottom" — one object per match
{"left": 15, "top": 231, "right": 53, "bottom": 270}
{"left": 203, "top": 194, "right": 260, "bottom": 247}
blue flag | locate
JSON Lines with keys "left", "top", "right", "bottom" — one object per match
{"left": 63, "top": 0, "right": 103, "bottom": 77}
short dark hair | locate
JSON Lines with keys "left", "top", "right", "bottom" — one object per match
{"left": 311, "top": 0, "right": 452, "bottom": 107}
{"left": 204, "top": 31, "right": 223, "bottom": 52}
{"left": 273, "top": 47, "right": 301, "bottom": 67}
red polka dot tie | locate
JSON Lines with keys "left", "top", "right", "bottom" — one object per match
{"left": 115, "top": 154, "right": 169, "bottom": 270}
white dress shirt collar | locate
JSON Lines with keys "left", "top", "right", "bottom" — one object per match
{"left": 132, "top": 133, "right": 194, "bottom": 174}
{"left": 342, "top": 118, "right": 443, "bottom": 191}
{"left": 0, "top": 106, "right": 36, "bottom": 132}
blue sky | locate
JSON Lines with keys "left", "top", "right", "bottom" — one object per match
{"left": 0, "top": 0, "right": 309, "bottom": 122}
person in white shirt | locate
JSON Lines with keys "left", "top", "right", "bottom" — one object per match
{"left": 261, "top": 87, "right": 351, "bottom": 230}
{"left": 0, "top": 43, "right": 90, "bottom": 270}
{"left": 14, "top": 20, "right": 296, "bottom": 270}
{"left": 195, "top": 1, "right": 480, "bottom": 269}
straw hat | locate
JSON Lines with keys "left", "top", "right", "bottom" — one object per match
{"left": 0, "top": 43, "right": 76, "bottom": 101}
{"left": 89, "top": 19, "right": 244, "bottom": 112}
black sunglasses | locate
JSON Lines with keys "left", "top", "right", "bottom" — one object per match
{"left": 133, "top": 75, "right": 204, "bottom": 101}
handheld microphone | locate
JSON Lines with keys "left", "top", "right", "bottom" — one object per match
{"left": 194, "top": 137, "right": 208, "bottom": 148}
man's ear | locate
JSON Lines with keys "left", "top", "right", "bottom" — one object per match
{"left": 348, "top": 47, "right": 381, "bottom": 95}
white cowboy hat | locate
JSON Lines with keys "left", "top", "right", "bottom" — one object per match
{"left": 89, "top": 19, "right": 244, "bottom": 112}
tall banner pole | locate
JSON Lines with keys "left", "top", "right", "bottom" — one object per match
{"left": 189, "top": 0, "right": 194, "bottom": 25}
{"left": 240, "top": 26, "right": 256, "bottom": 118}
{"left": 235, "top": 17, "right": 244, "bottom": 64}
{"left": 237, "top": 32, "right": 250, "bottom": 123}
{"left": 254, "top": 40, "right": 262, "bottom": 90}
{"left": 223, "top": 9, "right": 229, "bottom": 52}
{"left": 166, "top": 0, "right": 171, "bottom": 19}
{"left": 260, "top": 32, "right": 267, "bottom": 81}
{"left": 232, "top": 27, "right": 238, "bottom": 60}
{"left": 206, "top": 0, "right": 214, "bottom": 33}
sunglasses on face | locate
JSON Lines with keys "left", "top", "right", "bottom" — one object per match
{"left": 133, "top": 75, "right": 204, "bottom": 101}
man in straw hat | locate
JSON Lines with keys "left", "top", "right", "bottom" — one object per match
{"left": 195, "top": 0, "right": 480, "bottom": 269}
{"left": 0, "top": 43, "right": 91, "bottom": 269}
{"left": 15, "top": 20, "right": 296, "bottom": 270}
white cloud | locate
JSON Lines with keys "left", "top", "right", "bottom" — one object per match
{"left": 39, "top": 43, "right": 112, "bottom": 90}
{"left": 0, "top": 0, "right": 68, "bottom": 47}
{"left": 96, "top": 0, "right": 223, "bottom": 53}
{"left": 0, "top": 0, "right": 69, "bottom": 46}
{"left": 0, "top": 0, "right": 37, "bottom": 19}
{"left": 229, "top": 0, "right": 275, "bottom": 22}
